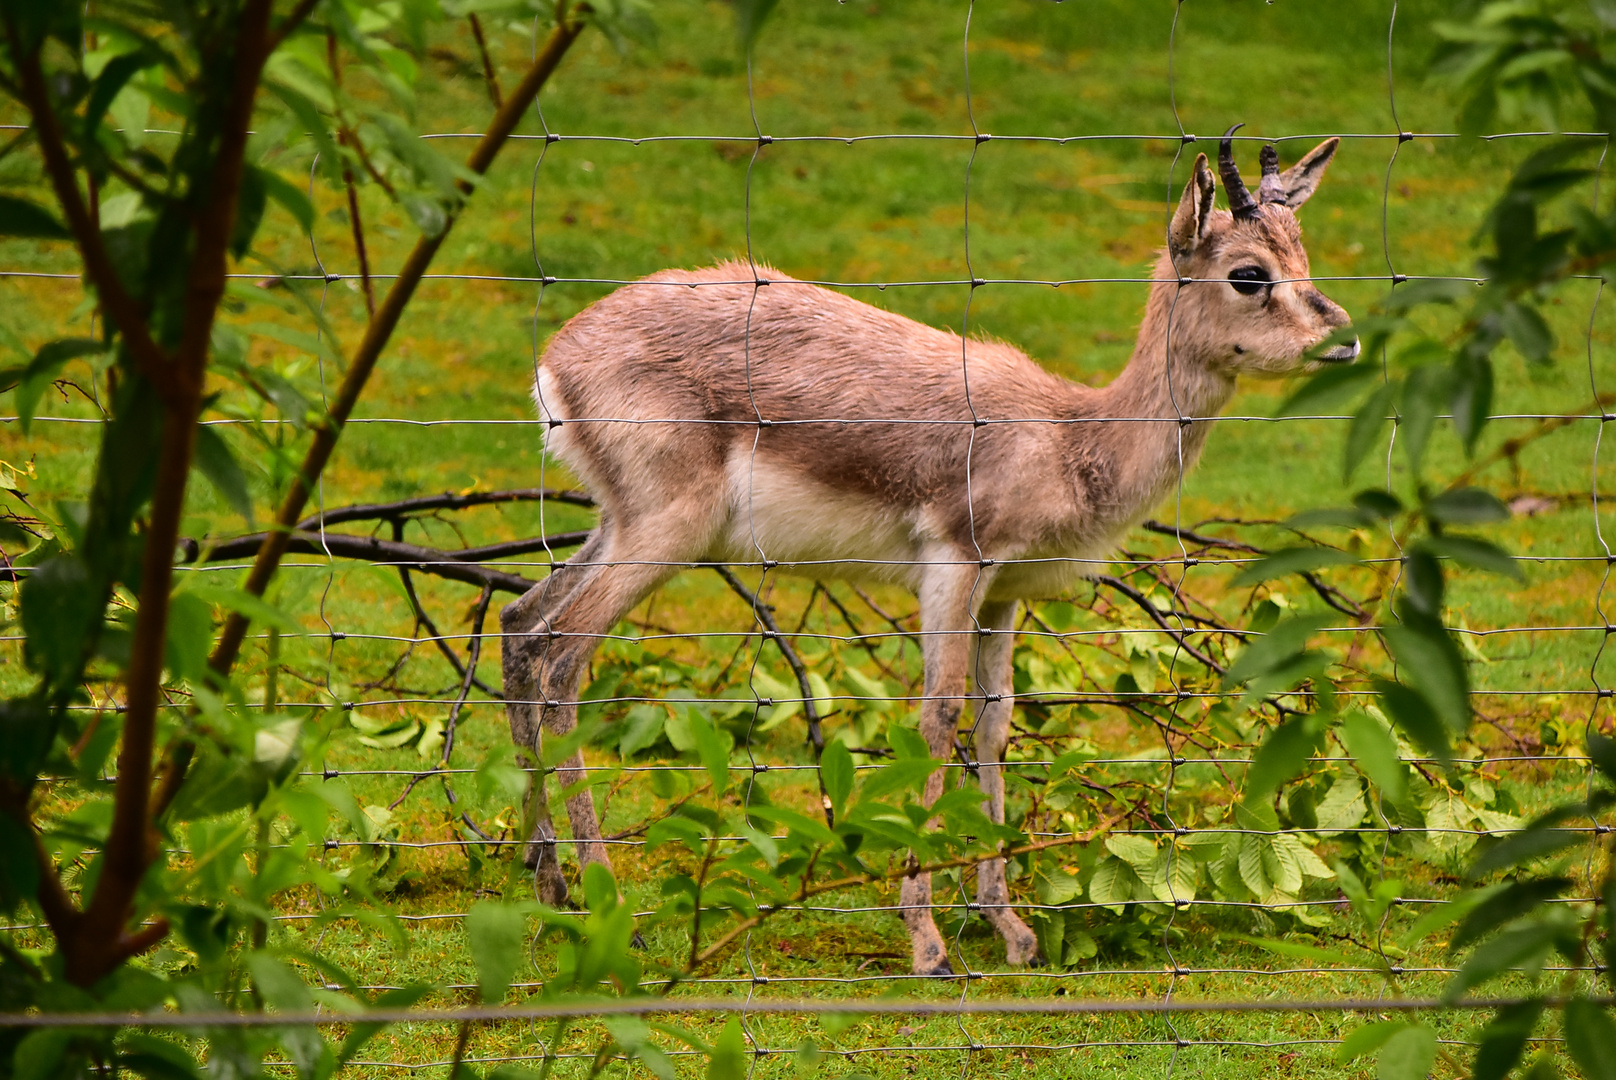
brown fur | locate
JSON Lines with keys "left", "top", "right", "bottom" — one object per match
{"left": 501, "top": 144, "right": 1355, "bottom": 975}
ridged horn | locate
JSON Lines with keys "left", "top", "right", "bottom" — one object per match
{"left": 1219, "top": 124, "right": 1257, "bottom": 221}
{"left": 1257, "top": 143, "right": 1287, "bottom": 205}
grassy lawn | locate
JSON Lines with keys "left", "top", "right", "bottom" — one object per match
{"left": 3, "top": 1, "right": 1613, "bottom": 1077}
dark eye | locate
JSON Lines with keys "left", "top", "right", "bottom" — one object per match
{"left": 1227, "top": 265, "right": 1271, "bottom": 295}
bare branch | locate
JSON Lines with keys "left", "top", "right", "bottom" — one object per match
{"left": 296, "top": 487, "right": 594, "bottom": 531}
{"left": 181, "top": 528, "right": 593, "bottom": 593}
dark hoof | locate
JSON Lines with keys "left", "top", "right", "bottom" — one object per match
{"left": 631, "top": 930, "right": 647, "bottom": 950}
{"left": 917, "top": 959, "right": 955, "bottom": 978}
{"left": 1025, "top": 952, "right": 1045, "bottom": 969}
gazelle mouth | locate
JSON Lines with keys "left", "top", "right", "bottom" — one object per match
{"left": 1317, "top": 337, "right": 1361, "bottom": 363}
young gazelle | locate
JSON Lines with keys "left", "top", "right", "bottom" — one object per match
{"left": 502, "top": 132, "right": 1357, "bottom": 975}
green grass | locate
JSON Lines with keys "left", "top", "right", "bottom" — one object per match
{"left": 3, "top": 1, "right": 1614, "bottom": 1078}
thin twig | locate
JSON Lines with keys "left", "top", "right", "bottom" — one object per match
{"left": 1092, "top": 574, "right": 1227, "bottom": 674}
{"left": 328, "top": 30, "right": 376, "bottom": 317}
{"left": 688, "top": 797, "right": 1146, "bottom": 973}
{"left": 467, "top": 14, "right": 504, "bottom": 107}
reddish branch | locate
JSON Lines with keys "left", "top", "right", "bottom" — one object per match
{"left": 208, "top": 11, "right": 587, "bottom": 678}
{"left": 1, "top": 0, "right": 306, "bottom": 986}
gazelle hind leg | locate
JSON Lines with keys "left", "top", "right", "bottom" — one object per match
{"left": 527, "top": 510, "right": 706, "bottom": 877}
{"left": 900, "top": 557, "right": 989, "bottom": 977}
{"left": 969, "top": 598, "right": 1040, "bottom": 966}
{"left": 503, "top": 528, "right": 612, "bottom": 888}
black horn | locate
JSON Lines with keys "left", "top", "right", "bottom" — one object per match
{"left": 1219, "top": 124, "right": 1257, "bottom": 221}
{"left": 1257, "top": 143, "right": 1286, "bottom": 205}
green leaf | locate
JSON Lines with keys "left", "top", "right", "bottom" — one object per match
{"left": 1467, "top": 805, "right": 1589, "bottom": 880}
{"left": 1380, "top": 278, "right": 1475, "bottom": 312}
{"left": 19, "top": 554, "right": 99, "bottom": 686}
{"left": 1230, "top": 934, "right": 1357, "bottom": 967}
{"left": 1223, "top": 615, "right": 1334, "bottom": 688}
{"left": 1400, "top": 363, "right": 1449, "bottom": 476}
{"left": 230, "top": 166, "right": 267, "bottom": 259}
{"left": 1473, "top": 999, "right": 1544, "bottom": 1080}
{"left": 1450, "top": 877, "right": 1572, "bottom": 951}
{"left": 1423, "top": 535, "right": 1523, "bottom": 580}
{"left": 1345, "top": 381, "right": 1396, "bottom": 482}
{"left": 1499, "top": 300, "right": 1554, "bottom": 363}
{"left": 1381, "top": 614, "right": 1470, "bottom": 738}
{"left": 687, "top": 711, "right": 733, "bottom": 796}
{"left": 117, "top": 1033, "right": 203, "bottom": 1080}
{"left": 1275, "top": 357, "right": 1380, "bottom": 417}
{"left": 256, "top": 167, "right": 316, "bottom": 233}
{"left": 1087, "top": 855, "right": 1141, "bottom": 911}
{"left": 1245, "top": 713, "right": 1329, "bottom": 799}
{"left": 13, "top": 1030, "right": 74, "bottom": 1080}
{"left": 1443, "top": 920, "right": 1566, "bottom": 1002}
{"left": 474, "top": 743, "right": 528, "bottom": 806}
{"left": 707, "top": 1017, "right": 748, "bottom": 1080}
{"left": 739, "top": 823, "right": 779, "bottom": 868}
{"left": 194, "top": 425, "right": 255, "bottom": 526}
{"left": 1450, "top": 352, "right": 1494, "bottom": 453}
{"left": 617, "top": 704, "right": 665, "bottom": 759}
{"left": 246, "top": 953, "right": 314, "bottom": 1011}
{"left": 1584, "top": 732, "right": 1616, "bottom": 785}
{"left": 856, "top": 757, "right": 937, "bottom": 805}
{"left": 1377, "top": 1025, "right": 1437, "bottom": 1080}
{"left": 338, "top": 985, "right": 433, "bottom": 1065}
{"left": 821, "top": 739, "right": 853, "bottom": 819}
{"left": 1232, "top": 546, "right": 1357, "bottom": 587}
{"left": 1337, "top": 1021, "right": 1407, "bottom": 1063}
{"left": 1425, "top": 487, "right": 1509, "bottom": 525}
{"left": 0, "top": 195, "right": 70, "bottom": 240}
{"left": 84, "top": 49, "right": 155, "bottom": 140}
{"left": 401, "top": 193, "right": 448, "bottom": 238}
{"left": 0, "top": 810, "right": 40, "bottom": 910}
{"left": 1373, "top": 678, "right": 1453, "bottom": 767}
{"left": 734, "top": 0, "right": 779, "bottom": 51}
{"left": 465, "top": 900, "right": 529, "bottom": 1004}
{"left": 1564, "top": 998, "right": 1616, "bottom": 1080}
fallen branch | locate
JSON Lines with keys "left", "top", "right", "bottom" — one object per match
{"left": 296, "top": 487, "right": 594, "bottom": 531}
{"left": 179, "top": 529, "right": 590, "bottom": 594}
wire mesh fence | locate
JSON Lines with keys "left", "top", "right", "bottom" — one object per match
{"left": 3, "top": 0, "right": 1614, "bottom": 1077}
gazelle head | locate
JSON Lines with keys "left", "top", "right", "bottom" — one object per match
{"left": 1165, "top": 127, "right": 1359, "bottom": 376}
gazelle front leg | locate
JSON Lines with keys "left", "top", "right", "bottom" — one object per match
{"left": 900, "top": 557, "right": 990, "bottom": 977}
{"left": 969, "top": 598, "right": 1039, "bottom": 965}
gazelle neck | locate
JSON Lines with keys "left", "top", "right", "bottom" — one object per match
{"left": 1081, "top": 257, "right": 1237, "bottom": 523}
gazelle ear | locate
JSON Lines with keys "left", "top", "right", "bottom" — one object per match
{"left": 1279, "top": 137, "right": 1340, "bottom": 209}
{"left": 1169, "top": 153, "right": 1215, "bottom": 259}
